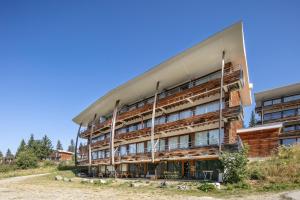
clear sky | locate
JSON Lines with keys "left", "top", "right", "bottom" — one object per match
{"left": 0, "top": 0, "right": 300, "bottom": 154}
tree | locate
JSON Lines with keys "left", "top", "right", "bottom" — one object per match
{"left": 16, "top": 139, "right": 27, "bottom": 157}
{"left": 16, "top": 149, "right": 38, "bottom": 169}
{"left": 6, "top": 148, "right": 14, "bottom": 158}
{"left": 68, "top": 139, "right": 75, "bottom": 152}
{"left": 56, "top": 140, "right": 63, "bottom": 150}
{"left": 0, "top": 150, "right": 3, "bottom": 158}
{"left": 27, "top": 134, "right": 35, "bottom": 149}
{"left": 41, "top": 135, "right": 53, "bottom": 159}
{"left": 248, "top": 110, "right": 257, "bottom": 127}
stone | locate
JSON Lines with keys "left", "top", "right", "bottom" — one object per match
{"left": 63, "top": 177, "right": 70, "bottom": 182}
{"left": 213, "top": 182, "right": 221, "bottom": 190}
{"left": 89, "top": 179, "right": 94, "bottom": 184}
{"left": 159, "top": 181, "right": 167, "bottom": 188}
{"left": 55, "top": 175, "right": 63, "bottom": 181}
{"left": 100, "top": 179, "right": 107, "bottom": 184}
{"left": 177, "top": 185, "right": 190, "bottom": 190}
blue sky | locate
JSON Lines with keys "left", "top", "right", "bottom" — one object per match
{"left": 0, "top": 0, "right": 300, "bottom": 154}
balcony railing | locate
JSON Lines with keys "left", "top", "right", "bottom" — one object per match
{"left": 80, "top": 64, "right": 243, "bottom": 138}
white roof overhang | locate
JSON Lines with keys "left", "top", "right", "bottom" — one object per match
{"left": 73, "top": 22, "right": 251, "bottom": 125}
{"left": 237, "top": 123, "right": 283, "bottom": 134}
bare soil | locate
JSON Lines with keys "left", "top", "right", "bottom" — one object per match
{"left": 0, "top": 174, "right": 298, "bottom": 200}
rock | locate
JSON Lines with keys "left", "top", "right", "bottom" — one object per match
{"left": 89, "top": 179, "right": 94, "bottom": 184}
{"left": 159, "top": 181, "right": 167, "bottom": 188}
{"left": 63, "top": 177, "right": 70, "bottom": 182}
{"left": 177, "top": 185, "right": 190, "bottom": 190}
{"left": 213, "top": 182, "right": 221, "bottom": 190}
{"left": 55, "top": 175, "right": 63, "bottom": 181}
{"left": 100, "top": 179, "right": 107, "bottom": 184}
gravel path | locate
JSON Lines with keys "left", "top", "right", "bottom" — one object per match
{"left": 0, "top": 174, "right": 299, "bottom": 200}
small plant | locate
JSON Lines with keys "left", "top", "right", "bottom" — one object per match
{"left": 248, "top": 169, "right": 265, "bottom": 180}
{"left": 197, "top": 182, "right": 215, "bottom": 192}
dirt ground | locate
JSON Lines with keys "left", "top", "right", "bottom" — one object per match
{"left": 0, "top": 174, "right": 299, "bottom": 200}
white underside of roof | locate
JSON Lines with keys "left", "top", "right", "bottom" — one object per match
{"left": 237, "top": 123, "right": 283, "bottom": 133}
{"left": 73, "top": 22, "right": 252, "bottom": 125}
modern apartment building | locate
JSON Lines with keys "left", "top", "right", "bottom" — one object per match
{"left": 255, "top": 83, "right": 300, "bottom": 146}
{"left": 73, "top": 22, "right": 252, "bottom": 179}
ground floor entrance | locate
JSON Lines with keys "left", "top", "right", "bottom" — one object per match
{"left": 92, "top": 159, "right": 222, "bottom": 180}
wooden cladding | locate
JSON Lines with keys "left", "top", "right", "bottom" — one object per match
{"left": 238, "top": 129, "right": 280, "bottom": 157}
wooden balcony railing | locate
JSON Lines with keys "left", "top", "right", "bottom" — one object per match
{"left": 80, "top": 64, "right": 242, "bottom": 138}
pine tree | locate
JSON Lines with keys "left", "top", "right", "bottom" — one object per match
{"left": 6, "top": 148, "right": 14, "bottom": 158}
{"left": 41, "top": 135, "right": 53, "bottom": 159}
{"left": 249, "top": 110, "right": 257, "bottom": 127}
{"left": 27, "top": 134, "right": 35, "bottom": 149}
{"left": 0, "top": 150, "right": 3, "bottom": 158}
{"left": 68, "top": 139, "right": 75, "bottom": 152}
{"left": 56, "top": 140, "right": 63, "bottom": 150}
{"left": 16, "top": 139, "right": 27, "bottom": 157}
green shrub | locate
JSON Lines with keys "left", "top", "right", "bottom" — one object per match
{"left": 220, "top": 147, "right": 248, "bottom": 183}
{"left": 197, "top": 182, "right": 216, "bottom": 192}
{"left": 0, "top": 164, "right": 17, "bottom": 173}
{"left": 16, "top": 150, "right": 38, "bottom": 169}
{"left": 42, "top": 160, "right": 56, "bottom": 167}
{"left": 249, "top": 169, "right": 265, "bottom": 180}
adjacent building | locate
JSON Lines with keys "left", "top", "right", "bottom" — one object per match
{"left": 255, "top": 83, "right": 300, "bottom": 146}
{"left": 73, "top": 22, "right": 252, "bottom": 179}
{"left": 50, "top": 150, "right": 74, "bottom": 161}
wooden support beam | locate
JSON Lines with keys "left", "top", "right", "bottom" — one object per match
{"left": 219, "top": 51, "right": 225, "bottom": 153}
{"left": 110, "top": 100, "right": 120, "bottom": 166}
{"left": 74, "top": 122, "right": 82, "bottom": 166}
{"left": 151, "top": 81, "right": 160, "bottom": 163}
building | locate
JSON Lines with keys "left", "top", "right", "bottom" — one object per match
{"left": 237, "top": 82, "right": 300, "bottom": 158}
{"left": 255, "top": 83, "right": 300, "bottom": 146}
{"left": 50, "top": 150, "right": 74, "bottom": 161}
{"left": 73, "top": 22, "right": 252, "bottom": 179}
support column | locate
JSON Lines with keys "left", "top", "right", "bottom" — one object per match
{"left": 75, "top": 123, "right": 82, "bottom": 166}
{"left": 219, "top": 51, "right": 225, "bottom": 153}
{"left": 110, "top": 100, "right": 120, "bottom": 178}
{"left": 88, "top": 114, "right": 97, "bottom": 175}
{"left": 151, "top": 81, "right": 160, "bottom": 163}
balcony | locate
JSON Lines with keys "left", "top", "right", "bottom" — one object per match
{"left": 80, "top": 64, "right": 243, "bottom": 138}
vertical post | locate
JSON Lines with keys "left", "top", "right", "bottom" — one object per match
{"left": 75, "top": 122, "right": 82, "bottom": 166}
{"left": 110, "top": 100, "right": 120, "bottom": 177}
{"left": 151, "top": 81, "right": 160, "bottom": 163}
{"left": 88, "top": 114, "right": 97, "bottom": 176}
{"left": 219, "top": 51, "right": 225, "bottom": 153}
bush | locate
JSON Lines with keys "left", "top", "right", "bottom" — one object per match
{"left": 248, "top": 168, "right": 265, "bottom": 180}
{"left": 16, "top": 150, "right": 38, "bottom": 169}
{"left": 42, "top": 160, "right": 56, "bottom": 167}
{"left": 197, "top": 182, "right": 216, "bottom": 192}
{"left": 0, "top": 164, "right": 17, "bottom": 173}
{"left": 220, "top": 147, "right": 248, "bottom": 183}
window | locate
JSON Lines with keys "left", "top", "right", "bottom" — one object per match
{"left": 147, "top": 141, "right": 151, "bottom": 152}
{"left": 105, "top": 150, "right": 110, "bottom": 158}
{"left": 263, "top": 100, "right": 272, "bottom": 106}
{"left": 145, "top": 119, "right": 152, "bottom": 128}
{"left": 281, "top": 138, "right": 297, "bottom": 146}
{"left": 179, "top": 135, "right": 189, "bottom": 149}
{"left": 273, "top": 98, "right": 281, "bottom": 105}
{"left": 168, "top": 137, "right": 178, "bottom": 150}
{"left": 159, "top": 92, "right": 166, "bottom": 99}
{"left": 179, "top": 109, "right": 193, "bottom": 120}
{"left": 128, "top": 125, "right": 137, "bottom": 132}
{"left": 137, "top": 123, "right": 143, "bottom": 130}
{"left": 167, "top": 87, "right": 180, "bottom": 96}
{"left": 98, "top": 151, "right": 105, "bottom": 159}
{"left": 263, "top": 113, "right": 272, "bottom": 121}
{"left": 283, "top": 126, "right": 296, "bottom": 132}
{"left": 155, "top": 116, "right": 166, "bottom": 125}
{"left": 137, "top": 101, "right": 145, "bottom": 108}
{"left": 120, "top": 145, "right": 127, "bottom": 156}
{"left": 167, "top": 113, "right": 179, "bottom": 122}
{"left": 117, "top": 128, "right": 127, "bottom": 134}
{"left": 283, "top": 94, "right": 300, "bottom": 103}
{"left": 147, "top": 97, "right": 154, "bottom": 104}
{"left": 195, "top": 101, "right": 220, "bottom": 116}
{"left": 180, "top": 83, "right": 190, "bottom": 91}
{"left": 272, "top": 112, "right": 282, "bottom": 120}
{"left": 137, "top": 142, "right": 144, "bottom": 153}
{"left": 92, "top": 151, "right": 98, "bottom": 160}
{"left": 283, "top": 109, "right": 296, "bottom": 118}
{"left": 159, "top": 139, "right": 166, "bottom": 151}
{"left": 194, "top": 76, "right": 209, "bottom": 86}
{"left": 129, "top": 144, "right": 136, "bottom": 154}
{"left": 209, "top": 129, "right": 220, "bottom": 145}
{"left": 195, "top": 131, "right": 208, "bottom": 146}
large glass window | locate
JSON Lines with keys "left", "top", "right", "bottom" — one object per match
{"left": 120, "top": 145, "right": 127, "bottom": 156}
{"left": 283, "top": 94, "right": 300, "bottom": 103}
{"left": 159, "top": 139, "right": 166, "bottom": 151}
{"left": 98, "top": 150, "right": 105, "bottom": 159}
{"left": 128, "top": 125, "right": 137, "bottom": 132}
{"left": 263, "top": 113, "right": 272, "bottom": 121}
{"left": 92, "top": 151, "right": 98, "bottom": 160}
{"left": 129, "top": 144, "right": 136, "bottom": 154}
{"left": 155, "top": 116, "right": 166, "bottom": 125}
{"left": 272, "top": 112, "right": 282, "bottom": 120}
{"left": 137, "top": 142, "right": 144, "bottom": 153}
{"left": 283, "top": 126, "right": 296, "bottom": 132}
{"left": 195, "top": 101, "right": 220, "bottom": 116}
{"left": 209, "top": 129, "right": 220, "bottom": 145}
{"left": 273, "top": 98, "right": 282, "bottom": 105}
{"left": 179, "top": 109, "right": 193, "bottom": 120}
{"left": 195, "top": 131, "right": 208, "bottom": 146}
{"left": 167, "top": 113, "right": 179, "bottom": 122}
{"left": 168, "top": 137, "right": 178, "bottom": 150}
{"left": 283, "top": 109, "right": 296, "bottom": 118}
{"left": 179, "top": 135, "right": 189, "bottom": 149}
{"left": 263, "top": 100, "right": 272, "bottom": 106}
{"left": 281, "top": 138, "right": 297, "bottom": 146}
